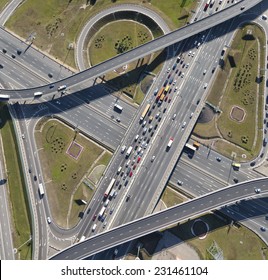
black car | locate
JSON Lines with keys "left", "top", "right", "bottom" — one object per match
{"left": 17, "top": 49, "right": 22, "bottom": 55}
{"left": 29, "top": 168, "right": 32, "bottom": 173}
{"left": 33, "top": 175, "right": 37, "bottom": 181}
{"left": 48, "top": 73, "right": 53, "bottom": 78}
{"left": 11, "top": 54, "right": 16, "bottom": 59}
{"left": 2, "top": 48, "right": 7, "bottom": 53}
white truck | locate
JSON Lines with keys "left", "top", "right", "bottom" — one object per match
{"left": 126, "top": 146, "right": 133, "bottom": 157}
{"left": 167, "top": 138, "right": 174, "bottom": 149}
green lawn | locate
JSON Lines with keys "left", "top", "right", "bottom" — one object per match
{"left": 0, "top": 104, "right": 31, "bottom": 260}
{"left": 35, "top": 119, "right": 108, "bottom": 228}
{"left": 0, "top": 0, "right": 9, "bottom": 12}
{"left": 195, "top": 23, "right": 265, "bottom": 161}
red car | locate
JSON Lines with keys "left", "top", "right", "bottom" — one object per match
{"left": 92, "top": 214, "right": 97, "bottom": 221}
{"left": 133, "top": 165, "right": 137, "bottom": 170}
{"left": 165, "top": 96, "right": 168, "bottom": 101}
{"left": 129, "top": 171, "right": 133, "bottom": 177}
{"left": 137, "top": 157, "right": 141, "bottom": 163}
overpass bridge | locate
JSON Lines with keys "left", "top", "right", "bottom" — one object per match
{"left": 1, "top": 0, "right": 263, "bottom": 101}
{"left": 50, "top": 178, "right": 268, "bottom": 260}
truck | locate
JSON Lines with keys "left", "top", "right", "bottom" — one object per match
{"left": 167, "top": 138, "right": 174, "bottom": 149}
{"left": 38, "top": 183, "right": 45, "bottom": 197}
{"left": 98, "top": 206, "right": 106, "bottom": 218}
{"left": 126, "top": 146, "right": 133, "bottom": 157}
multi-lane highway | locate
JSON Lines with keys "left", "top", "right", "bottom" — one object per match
{"left": 51, "top": 178, "right": 268, "bottom": 259}
{"left": 0, "top": 0, "right": 262, "bottom": 99}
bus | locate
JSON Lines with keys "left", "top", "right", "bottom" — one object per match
{"left": 156, "top": 88, "right": 165, "bottom": 101}
{"left": 164, "top": 85, "right": 170, "bottom": 93}
{"left": 114, "top": 103, "right": 123, "bottom": 113}
{"left": 38, "top": 183, "right": 45, "bottom": 197}
{"left": 185, "top": 143, "right": 197, "bottom": 152}
{"left": 140, "top": 104, "right": 150, "bottom": 121}
{"left": 232, "top": 163, "right": 241, "bottom": 169}
{"left": 34, "top": 91, "right": 43, "bottom": 98}
{"left": 0, "top": 94, "right": 10, "bottom": 100}
{"left": 98, "top": 206, "right": 106, "bottom": 218}
{"left": 104, "top": 178, "right": 116, "bottom": 197}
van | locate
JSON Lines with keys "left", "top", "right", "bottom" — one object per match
{"left": 193, "top": 142, "right": 200, "bottom": 148}
{"left": 126, "top": 160, "right": 131, "bottom": 167}
{"left": 135, "top": 134, "right": 139, "bottom": 141}
{"left": 92, "top": 223, "right": 97, "bottom": 232}
{"left": 121, "top": 145, "right": 126, "bottom": 153}
{"left": 104, "top": 199, "right": 109, "bottom": 207}
{"left": 117, "top": 166, "right": 122, "bottom": 174}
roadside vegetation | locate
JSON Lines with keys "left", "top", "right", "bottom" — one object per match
{"left": 0, "top": 104, "right": 31, "bottom": 260}
{"left": 35, "top": 118, "right": 111, "bottom": 228}
{"left": 194, "top": 23, "right": 266, "bottom": 162}
{"left": 0, "top": 0, "right": 9, "bottom": 13}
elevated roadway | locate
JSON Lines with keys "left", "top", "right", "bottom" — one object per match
{"left": 50, "top": 178, "right": 268, "bottom": 259}
{"left": 1, "top": 0, "right": 263, "bottom": 100}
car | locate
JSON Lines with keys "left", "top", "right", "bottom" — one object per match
{"left": 194, "top": 17, "right": 197, "bottom": 22}
{"left": 142, "top": 121, "right": 146, "bottom": 127}
{"left": 196, "top": 99, "right": 200, "bottom": 105}
{"left": 92, "top": 214, "right": 97, "bottom": 221}
{"left": 151, "top": 155, "right": 155, "bottom": 162}
{"left": 155, "top": 112, "right": 160, "bottom": 119}
{"left": 178, "top": 71, "right": 182, "bottom": 76}
{"left": 192, "top": 52, "right": 195, "bottom": 57}
{"left": 154, "top": 124, "right": 158, "bottom": 130}
{"left": 101, "top": 213, "right": 107, "bottom": 222}
{"left": 190, "top": 112, "right": 194, "bottom": 118}
{"left": 17, "top": 49, "right": 22, "bottom": 55}
{"left": 113, "top": 191, "right": 118, "bottom": 198}
{"left": 165, "top": 96, "right": 168, "bottom": 102}
{"left": 124, "top": 180, "right": 129, "bottom": 186}
{"left": 240, "top": 6, "right": 245, "bottom": 10}
{"left": 137, "top": 157, "right": 141, "bottom": 163}
{"left": 173, "top": 80, "right": 177, "bottom": 85}
{"left": 188, "top": 51, "right": 192, "bottom": 56}
{"left": 126, "top": 194, "right": 131, "bottom": 201}
{"left": 85, "top": 99, "right": 90, "bottom": 104}
{"left": 261, "top": 226, "right": 266, "bottom": 232}
{"left": 22, "top": 134, "right": 25, "bottom": 139}
{"left": 262, "top": 15, "right": 267, "bottom": 20}
{"left": 168, "top": 98, "right": 171, "bottom": 103}
{"left": 203, "top": 69, "right": 207, "bottom": 75}
{"left": 233, "top": 178, "right": 239, "bottom": 183}
{"left": 177, "top": 180, "right": 183, "bottom": 185}
{"left": 49, "top": 84, "right": 55, "bottom": 89}
{"left": 216, "top": 157, "right": 222, "bottom": 162}
{"left": 181, "top": 73, "right": 185, "bottom": 78}
{"left": 110, "top": 208, "right": 114, "bottom": 214}
{"left": 142, "top": 127, "right": 147, "bottom": 134}
{"left": 196, "top": 42, "right": 201, "bottom": 48}
{"left": 204, "top": 83, "right": 208, "bottom": 89}
{"left": 154, "top": 88, "right": 158, "bottom": 95}
{"left": 116, "top": 117, "right": 121, "bottom": 122}
{"left": 212, "top": 67, "right": 216, "bottom": 73}
{"left": 47, "top": 217, "right": 51, "bottom": 224}
{"left": 33, "top": 175, "right": 37, "bottom": 181}
{"left": 185, "top": 63, "right": 189, "bottom": 68}
{"left": 172, "top": 113, "right": 177, "bottom": 120}
{"left": 2, "top": 48, "right": 7, "bottom": 53}
{"left": 48, "top": 73, "right": 53, "bottom": 78}
{"left": 167, "top": 67, "right": 171, "bottom": 73}
{"left": 0, "top": 64, "right": 3, "bottom": 69}
{"left": 129, "top": 171, "right": 133, "bottom": 177}
{"left": 103, "top": 221, "right": 107, "bottom": 228}
{"left": 174, "top": 86, "right": 178, "bottom": 92}
{"left": 29, "top": 168, "right": 32, "bottom": 173}
{"left": 255, "top": 188, "right": 261, "bottom": 194}
{"left": 11, "top": 54, "right": 16, "bottom": 58}
{"left": 133, "top": 165, "right": 137, "bottom": 170}
{"left": 182, "top": 121, "right": 186, "bottom": 128}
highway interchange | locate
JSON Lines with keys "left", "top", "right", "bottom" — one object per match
{"left": 0, "top": 0, "right": 268, "bottom": 260}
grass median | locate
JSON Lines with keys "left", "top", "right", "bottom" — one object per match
{"left": 0, "top": 104, "right": 31, "bottom": 260}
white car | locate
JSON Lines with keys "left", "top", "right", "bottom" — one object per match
{"left": 181, "top": 73, "right": 185, "bottom": 78}
{"left": 192, "top": 52, "right": 195, "bottom": 57}
{"left": 172, "top": 113, "right": 177, "bottom": 120}
{"left": 151, "top": 155, "right": 156, "bottom": 162}
{"left": 47, "top": 217, "right": 51, "bottom": 224}
{"left": 255, "top": 188, "right": 261, "bottom": 194}
{"left": 188, "top": 51, "right": 192, "bottom": 56}
{"left": 167, "top": 67, "right": 171, "bottom": 73}
{"left": 177, "top": 180, "right": 183, "bottom": 185}
{"left": 182, "top": 121, "right": 186, "bottom": 128}
{"left": 142, "top": 121, "right": 146, "bottom": 127}
{"left": 185, "top": 63, "right": 189, "bottom": 68}
{"left": 204, "top": 83, "right": 208, "bottom": 89}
